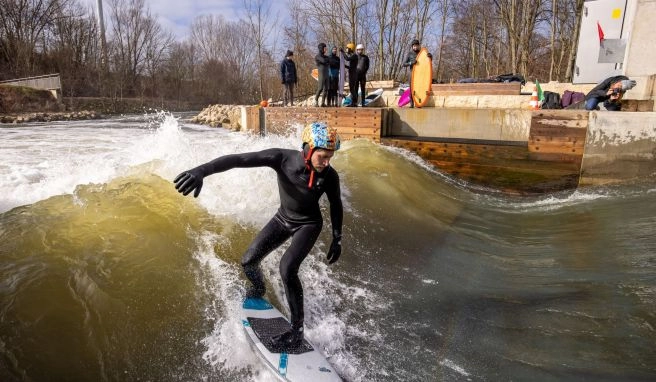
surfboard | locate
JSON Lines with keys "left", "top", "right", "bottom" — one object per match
{"left": 363, "top": 88, "right": 384, "bottom": 107}
{"left": 241, "top": 297, "right": 341, "bottom": 381}
{"left": 411, "top": 47, "right": 432, "bottom": 108}
{"left": 311, "top": 68, "right": 318, "bottom": 81}
{"left": 338, "top": 55, "right": 345, "bottom": 106}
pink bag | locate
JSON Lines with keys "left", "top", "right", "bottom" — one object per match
{"left": 398, "top": 88, "right": 411, "bottom": 107}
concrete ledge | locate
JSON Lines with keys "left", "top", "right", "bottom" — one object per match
{"left": 580, "top": 111, "right": 656, "bottom": 185}
{"left": 388, "top": 108, "right": 531, "bottom": 142}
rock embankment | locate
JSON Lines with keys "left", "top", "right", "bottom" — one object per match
{"left": 0, "top": 110, "right": 102, "bottom": 124}
{"left": 191, "top": 104, "right": 243, "bottom": 130}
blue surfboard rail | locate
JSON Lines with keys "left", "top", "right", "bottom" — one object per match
{"left": 243, "top": 297, "right": 273, "bottom": 310}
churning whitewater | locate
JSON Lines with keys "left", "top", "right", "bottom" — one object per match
{"left": 1, "top": 113, "right": 655, "bottom": 381}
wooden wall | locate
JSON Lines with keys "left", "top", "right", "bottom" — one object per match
{"left": 382, "top": 110, "right": 589, "bottom": 194}
{"left": 250, "top": 106, "right": 596, "bottom": 194}
{"left": 263, "top": 107, "right": 383, "bottom": 143}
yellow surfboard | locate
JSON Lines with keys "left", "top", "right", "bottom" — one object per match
{"left": 411, "top": 48, "right": 432, "bottom": 108}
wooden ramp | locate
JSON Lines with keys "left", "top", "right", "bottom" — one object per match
{"left": 263, "top": 107, "right": 382, "bottom": 143}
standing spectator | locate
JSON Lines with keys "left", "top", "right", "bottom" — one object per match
{"left": 354, "top": 44, "right": 370, "bottom": 107}
{"left": 402, "top": 39, "right": 432, "bottom": 108}
{"left": 342, "top": 43, "right": 358, "bottom": 107}
{"left": 584, "top": 75, "right": 636, "bottom": 111}
{"left": 314, "top": 43, "right": 329, "bottom": 107}
{"left": 280, "top": 50, "right": 297, "bottom": 107}
{"left": 327, "top": 45, "right": 340, "bottom": 107}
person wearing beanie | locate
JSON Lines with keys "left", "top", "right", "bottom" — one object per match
{"left": 314, "top": 43, "right": 329, "bottom": 107}
{"left": 584, "top": 75, "right": 636, "bottom": 111}
{"left": 354, "top": 44, "right": 370, "bottom": 107}
{"left": 280, "top": 50, "right": 297, "bottom": 106}
{"left": 402, "top": 38, "right": 433, "bottom": 108}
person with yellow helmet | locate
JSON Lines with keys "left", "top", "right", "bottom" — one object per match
{"left": 173, "top": 122, "right": 343, "bottom": 351}
{"left": 342, "top": 42, "right": 358, "bottom": 107}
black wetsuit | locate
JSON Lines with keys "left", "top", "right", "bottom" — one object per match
{"left": 179, "top": 148, "right": 343, "bottom": 330}
{"left": 355, "top": 53, "right": 370, "bottom": 106}
{"left": 343, "top": 51, "right": 358, "bottom": 106}
{"left": 315, "top": 50, "right": 329, "bottom": 106}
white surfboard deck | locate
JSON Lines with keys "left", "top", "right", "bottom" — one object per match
{"left": 241, "top": 297, "right": 342, "bottom": 381}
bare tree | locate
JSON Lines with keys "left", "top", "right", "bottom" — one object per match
{"left": 434, "top": 0, "right": 452, "bottom": 82}
{"left": 107, "top": 0, "right": 171, "bottom": 98}
{"left": 492, "top": 0, "right": 545, "bottom": 77}
{"left": 242, "top": 0, "right": 278, "bottom": 101}
{"left": 50, "top": 1, "right": 100, "bottom": 96}
{"left": 564, "top": 0, "right": 584, "bottom": 82}
{"left": 0, "top": 0, "right": 70, "bottom": 77}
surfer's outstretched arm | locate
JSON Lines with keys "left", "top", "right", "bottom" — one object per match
{"left": 325, "top": 174, "right": 343, "bottom": 264}
{"left": 173, "top": 149, "right": 282, "bottom": 197}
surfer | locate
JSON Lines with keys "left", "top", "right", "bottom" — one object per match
{"left": 314, "top": 43, "right": 329, "bottom": 107}
{"left": 280, "top": 50, "right": 298, "bottom": 107}
{"left": 173, "top": 122, "right": 343, "bottom": 351}
{"left": 354, "top": 44, "right": 370, "bottom": 107}
{"left": 342, "top": 43, "right": 358, "bottom": 107}
{"left": 402, "top": 39, "right": 432, "bottom": 108}
{"left": 327, "top": 45, "right": 341, "bottom": 107}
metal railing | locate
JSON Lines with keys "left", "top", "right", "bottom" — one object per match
{"left": 0, "top": 73, "right": 61, "bottom": 91}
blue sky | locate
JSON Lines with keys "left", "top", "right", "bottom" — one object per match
{"left": 81, "top": 0, "right": 248, "bottom": 40}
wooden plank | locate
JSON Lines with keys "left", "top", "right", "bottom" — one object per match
{"left": 381, "top": 136, "right": 583, "bottom": 194}
{"left": 426, "top": 160, "right": 581, "bottom": 194}
{"left": 338, "top": 132, "right": 380, "bottom": 142}
{"left": 529, "top": 135, "right": 585, "bottom": 144}
{"left": 382, "top": 138, "right": 529, "bottom": 161}
{"left": 528, "top": 144, "right": 584, "bottom": 156}
{"left": 335, "top": 126, "right": 380, "bottom": 135}
{"left": 366, "top": 80, "right": 395, "bottom": 89}
{"left": 431, "top": 82, "right": 521, "bottom": 95}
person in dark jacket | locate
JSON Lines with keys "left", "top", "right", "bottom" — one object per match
{"left": 342, "top": 43, "right": 358, "bottom": 107}
{"left": 327, "top": 45, "right": 341, "bottom": 107}
{"left": 584, "top": 75, "right": 636, "bottom": 111}
{"left": 280, "top": 50, "right": 297, "bottom": 106}
{"left": 314, "top": 43, "right": 329, "bottom": 107}
{"left": 354, "top": 44, "right": 369, "bottom": 107}
{"left": 402, "top": 39, "right": 432, "bottom": 108}
{"left": 173, "top": 122, "right": 343, "bottom": 352}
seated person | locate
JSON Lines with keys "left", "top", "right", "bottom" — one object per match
{"left": 584, "top": 75, "right": 636, "bottom": 111}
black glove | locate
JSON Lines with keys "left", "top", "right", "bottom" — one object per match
{"left": 173, "top": 167, "right": 205, "bottom": 197}
{"left": 326, "top": 234, "right": 342, "bottom": 264}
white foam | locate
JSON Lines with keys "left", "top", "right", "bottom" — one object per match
{"left": 439, "top": 358, "right": 471, "bottom": 377}
{"left": 192, "top": 231, "right": 267, "bottom": 378}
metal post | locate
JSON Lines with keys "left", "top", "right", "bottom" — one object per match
{"left": 96, "top": 0, "right": 108, "bottom": 68}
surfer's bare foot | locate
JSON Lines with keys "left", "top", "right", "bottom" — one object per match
{"left": 270, "top": 327, "right": 304, "bottom": 351}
